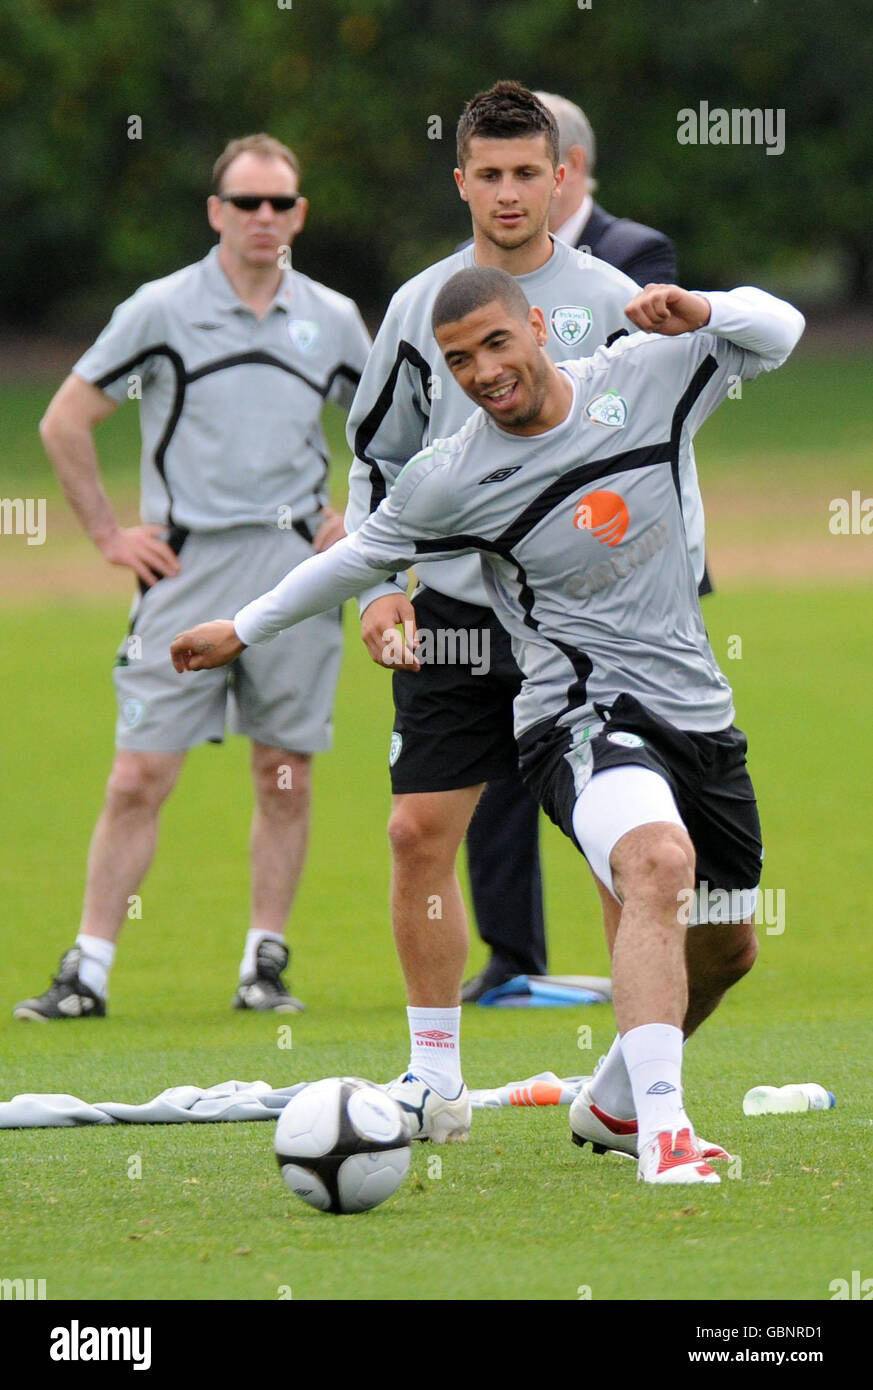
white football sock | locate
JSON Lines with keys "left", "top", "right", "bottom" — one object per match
{"left": 620, "top": 1023, "right": 690, "bottom": 1150}
{"left": 241, "top": 929, "right": 285, "bottom": 981}
{"left": 588, "top": 1033, "right": 636, "bottom": 1119}
{"left": 75, "top": 934, "right": 115, "bottom": 999}
{"left": 407, "top": 1006, "right": 462, "bottom": 1097}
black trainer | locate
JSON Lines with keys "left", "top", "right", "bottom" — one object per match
{"left": 460, "top": 956, "right": 521, "bottom": 1003}
{"left": 232, "top": 938, "right": 305, "bottom": 1014}
{"left": 13, "top": 947, "right": 107, "bottom": 1021}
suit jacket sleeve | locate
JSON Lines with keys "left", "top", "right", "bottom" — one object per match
{"left": 617, "top": 231, "right": 677, "bottom": 287}
{"left": 583, "top": 206, "right": 677, "bottom": 288}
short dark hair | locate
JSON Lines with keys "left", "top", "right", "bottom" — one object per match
{"left": 456, "top": 81, "right": 560, "bottom": 168}
{"left": 432, "top": 267, "right": 531, "bottom": 335}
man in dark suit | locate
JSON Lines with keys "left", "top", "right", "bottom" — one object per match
{"left": 536, "top": 90, "right": 677, "bottom": 284}
{"left": 462, "top": 92, "right": 682, "bottom": 1004}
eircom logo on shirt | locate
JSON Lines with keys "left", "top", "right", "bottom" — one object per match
{"left": 573, "top": 490, "right": 629, "bottom": 547}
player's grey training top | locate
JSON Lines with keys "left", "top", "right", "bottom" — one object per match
{"left": 74, "top": 246, "right": 372, "bottom": 533}
{"left": 236, "top": 289, "right": 804, "bottom": 741}
{"left": 344, "top": 235, "right": 708, "bottom": 608}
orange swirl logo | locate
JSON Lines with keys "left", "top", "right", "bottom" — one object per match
{"left": 573, "top": 490, "right": 629, "bottom": 547}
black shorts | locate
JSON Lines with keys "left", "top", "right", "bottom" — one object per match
{"left": 518, "top": 692, "right": 763, "bottom": 893}
{"left": 389, "top": 586, "right": 521, "bottom": 794}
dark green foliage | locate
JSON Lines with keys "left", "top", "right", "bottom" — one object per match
{"left": 2, "top": 0, "right": 871, "bottom": 326}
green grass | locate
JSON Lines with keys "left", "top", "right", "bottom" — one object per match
{"left": 1, "top": 360, "right": 871, "bottom": 1300}
{"left": 695, "top": 355, "right": 871, "bottom": 466}
{"left": 0, "top": 587, "right": 871, "bottom": 1301}
{"left": 4, "top": 355, "right": 873, "bottom": 507}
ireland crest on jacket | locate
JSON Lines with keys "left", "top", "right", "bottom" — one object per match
{"left": 550, "top": 305, "right": 592, "bottom": 347}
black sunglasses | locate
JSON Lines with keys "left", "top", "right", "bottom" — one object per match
{"left": 219, "top": 194, "right": 301, "bottom": 212}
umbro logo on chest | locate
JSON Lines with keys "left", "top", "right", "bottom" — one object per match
{"left": 479, "top": 466, "right": 522, "bottom": 485}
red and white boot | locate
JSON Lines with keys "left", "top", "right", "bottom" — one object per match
{"left": 569, "top": 1083, "right": 731, "bottom": 1163}
{"left": 637, "top": 1127, "right": 721, "bottom": 1185}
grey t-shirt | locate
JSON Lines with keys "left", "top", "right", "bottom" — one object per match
{"left": 344, "top": 235, "right": 708, "bottom": 607}
{"left": 75, "top": 246, "right": 371, "bottom": 532}
{"left": 238, "top": 288, "right": 804, "bottom": 740}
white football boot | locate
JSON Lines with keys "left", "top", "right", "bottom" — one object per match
{"left": 385, "top": 1073, "right": 472, "bottom": 1144}
{"left": 569, "top": 1082, "right": 732, "bottom": 1162}
{"left": 637, "top": 1127, "right": 721, "bottom": 1185}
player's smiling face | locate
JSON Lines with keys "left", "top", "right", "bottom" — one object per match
{"left": 207, "top": 153, "right": 307, "bottom": 269}
{"left": 436, "top": 299, "right": 554, "bottom": 433}
{"left": 455, "top": 135, "right": 563, "bottom": 251}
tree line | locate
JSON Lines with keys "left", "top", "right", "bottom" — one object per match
{"left": 2, "top": 0, "right": 870, "bottom": 326}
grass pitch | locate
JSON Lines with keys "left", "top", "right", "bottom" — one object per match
{"left": 0, "top": 362, "right": 871, "bottom": 1301}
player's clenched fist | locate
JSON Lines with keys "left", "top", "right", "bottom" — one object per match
{"left": 170, "top": 620, "right": 245, "bottom": 672}
{"left": 625, "top": 284, "right": 711, "bottom": 336}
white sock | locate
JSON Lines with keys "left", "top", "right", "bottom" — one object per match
{"left": 620, "top": 1023, "right": 690, "bottom": 1150}
{"left": 407, "top": 1006, "right": 462, "bottom": 1097}
{"left": 75, "top": 934, "right": 115, "bottom": 999}
{"left": 589, "top": 1034, "right": 635, "bottom": 1119}
{"left": 241, "top": 929, "right": 285, "bottom": 981}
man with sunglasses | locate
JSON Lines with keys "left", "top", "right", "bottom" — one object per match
{"left": 15, "top": 134, "right": 371, "bottom": 1023}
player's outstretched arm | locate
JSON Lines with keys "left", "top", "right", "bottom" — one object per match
{"left": 169, "top": 534, "right": 412, "bottom": 678}
{"left": 171, "top": 621, "right": 244, "bottom": 672}
{"left": 171, "top": 459, "right": 467, "bottom": 672}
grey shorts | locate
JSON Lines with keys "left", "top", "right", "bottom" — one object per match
{"left": 114, "top": 525, "right": 343, "bottom": 753}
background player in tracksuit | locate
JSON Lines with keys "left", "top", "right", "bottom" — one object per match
{"left": 170, "top": 269, "right": 804, "bottom": 1181}
{"left": 15, "top": 134, "right": 371, "bottom": 1022}
{"left": 341, "top": 83, "right": 709, "bottom": 1053}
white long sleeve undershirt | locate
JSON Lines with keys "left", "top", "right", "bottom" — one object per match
{"left": 234, "top": 536, "right": 395, "bottom": 646}
{"left": 233, "top": 286, "right": 804, "bottom": 648}
{"left": 702, "top": 287, "right": 805, "bottom": 369}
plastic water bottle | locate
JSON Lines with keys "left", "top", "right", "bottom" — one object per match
{"left": 742, "top": 1083, "right": 835, "bottom": 1115}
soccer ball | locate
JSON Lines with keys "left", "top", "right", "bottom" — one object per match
{"left": 274, "top": 1077, "right": 411, "bottom": 1214}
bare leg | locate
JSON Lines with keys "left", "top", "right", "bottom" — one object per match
{"left": 593, "top": 873, "right": 621, "bottom": 954}
{"left": 249, "top": 743, "right": 312, "bottom": 935}
{"left": 387, "top": 786, "right": 484, "bottom": 1005}
{"left": 609, "top": 822, "right": 696, "bottom": 1033}
{"left": 684, "top": 917, "right": 757, "bottom": 1036}
{"left": 590, "top": 877, "right": 757, "bottom": 1119}
{"left": 80, "top": 750, "right": 185, "bottom": 941}
{"left": 594, "top": 873, "right": 758, "bottom": 1036}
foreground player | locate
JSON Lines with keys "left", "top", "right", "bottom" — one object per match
{"left": 171, "top": 271, "right": 803, "bottom": 1184}
{"left": 15, "top": 135, "right": 370, "bottom": 1021}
